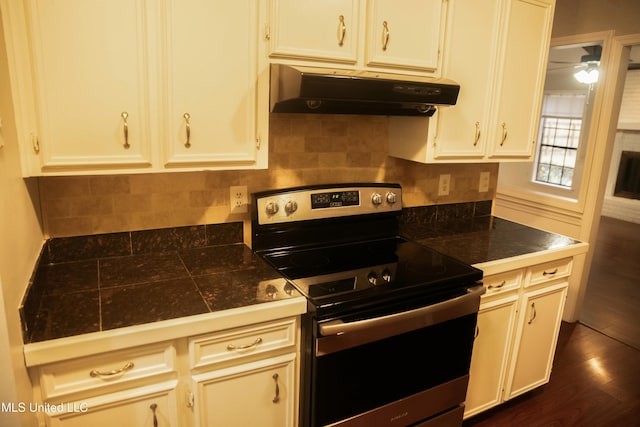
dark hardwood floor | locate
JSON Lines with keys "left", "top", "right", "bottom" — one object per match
{"left": 463, "top": 322, "right": 640, "bottom": 427}
{"left": 580, "top": 216, "right": 640, "bottom": 350}
{"left": 463, "top": 216, "right": 640, "bottom": 426}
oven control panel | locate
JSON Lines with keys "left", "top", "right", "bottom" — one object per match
{"left": 253, "top": 184, "right": 402, "bottom": 225}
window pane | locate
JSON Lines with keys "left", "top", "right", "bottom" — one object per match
{"left": 551, "top": 147, "right": 566, "bottom": 166}
{"left": 561, "top": 167, "right": 574, "bottom": 187}
{"left": 549, "top": 165, "right": 563, "bottom": 184}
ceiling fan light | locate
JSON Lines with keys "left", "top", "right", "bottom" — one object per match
{"left": 574, "top": 67, "right": 599, "bottom": 84}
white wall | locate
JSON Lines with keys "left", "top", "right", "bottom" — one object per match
{"left": 0, "top": 7, "right": 44, "bottom": 427}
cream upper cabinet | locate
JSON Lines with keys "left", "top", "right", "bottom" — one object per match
{"left": 1, "top": 0, "right": 268, "bottom": 176}
{"left": 267, "top": 0, "right": 360, "bottom": 63}
{"left": 487, "top": 0, "right": 554, "bottom": 159}
{"left": 364, "top": 0, "right": 443, "bottom": 72}
{"left": 268, "top": 0, "right": 446, "bottom": 75}
{"left": 15, "top": 0, "right": 154, "bottom": 173}
{"left": 163, "top": 0, "right": 268, "bottom": 168}
{"left": 388, "top": 0, "right": 554, "bottom": 163}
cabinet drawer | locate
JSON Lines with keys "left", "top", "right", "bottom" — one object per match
{"left": 39, "top": 343, "right": 176, "bottom": 400}
{"left": 482, "top": 270, "right": 522, "bottom": 297}
{"left": 189, "top": 318, "right": 297, "bottom": 370}
{"left": 526, "top": 258, "right": 572, "bottom": 287}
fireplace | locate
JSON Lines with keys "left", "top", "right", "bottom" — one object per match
{"left": 614, "top": 151, "right": 640, "bottom": 200}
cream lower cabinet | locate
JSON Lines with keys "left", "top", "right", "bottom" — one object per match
{"left": 464, "top": 257, "right": 570, "bottom": 419}
{"left": 1, "top": 0, "right": 268, "bottom": 176}
{"left": 464, "top": 293, "right": 518, "bottom": 418}
{"left": 31, "top": 342, "right": 180, "bottom": 427}
{"left": 29, "top": 317, "right": 299, "bottom": 427}
{"left": 44, "top": 385, "right": 179, "bottom": 427}
{"left": 505, "top": 282, "right": 568, "bottom": 399}
{"left": 188, "top": 317, "right": 299, "bottom": 427}
{"left": 192, "top": 354, "right": 296, "bottom": 427}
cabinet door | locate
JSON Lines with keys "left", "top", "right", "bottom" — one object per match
{"left": 192, "top": 353, "right": 296, "bottom": 427}
{"left": 365, "top": 0, "right": 443, "bottom": 72}
{"left": 163, "top": 0, "right": 268, "bottom": 169}
{"left": 464, "top": 295, "right": 518, "bottom": 418}
{"left": 488, "top": 0, "right": 553, "bottom": 159}
{"left": 268, "top": 0, "right": 360, "bottom": 63}
{"left": 431, "top": 0, "right": 500, "bottom": 159}
{"left": 26, "top": 0, "right": 153, "bottom": 171}
{"left": 505, "top": 282, "right": 567, "bottom": 399}
{"left": 45, "top": 382, "right": 179, "bottom": 427}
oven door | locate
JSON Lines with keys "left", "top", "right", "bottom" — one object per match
{"left": 307, "top": 285, "right": 484, "bottom": 427}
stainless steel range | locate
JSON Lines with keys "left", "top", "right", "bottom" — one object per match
{"left": 251, "top": 183, "right": 484, "bottom": 427}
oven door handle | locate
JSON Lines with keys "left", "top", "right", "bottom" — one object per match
{"left": 319, "top": 284, "right": 485, "bottom": 338}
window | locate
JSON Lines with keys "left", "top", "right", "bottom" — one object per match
{"left": 533, "top": 93, "right": 586, "bottom": 188}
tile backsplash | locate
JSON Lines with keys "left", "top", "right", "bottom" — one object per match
{"left": 39, "top": 114, "right": 498, "bottom": 237}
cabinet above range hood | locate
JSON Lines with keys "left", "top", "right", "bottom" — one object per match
{"left": 269, "top": 64, "right": 460, "bottom": 117}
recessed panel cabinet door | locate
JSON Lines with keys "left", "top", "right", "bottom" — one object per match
{"left": 44, "top": 384, "right": 178, "bottom": 427}
{"left": 26, "top": 0, "right": 153, "bottom": 171}
{"left": 365, "top": 0, "right": 443, "bottom": 72}
{"left": 432, "top": 0, "right": 500, "bottom": 159}
{"left": 464, "top": 295, "right": 518, "bottom": 418}
{"left": 164, "top": 0, "right": 266, "bottom": 168}
{"left": 192, "top": 354, "right": 296, "bottom": 427}
{"left": 268, "top": 0, "right": 360, "bottom": 63}
{"left": 488, "top": 0, "right": 553, "bottom": 158}
{"left": 505, "top": 283, "right": 567, "bottom": 399}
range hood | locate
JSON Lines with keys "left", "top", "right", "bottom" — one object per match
{"left": 270, "top": 64, "right": 460, "bottom": 117}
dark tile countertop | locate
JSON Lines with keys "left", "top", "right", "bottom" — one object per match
{"left": 399, "top": 204, "right": 580, "bottom": 266}
{"left": 22, "top": 202, "right": 584, "bottom": 347}
{"left": 20, "top": 222, "right": 302, "bottom": 344}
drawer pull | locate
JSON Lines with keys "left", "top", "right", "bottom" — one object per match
{"left": 488, "top": 280, "right": 506, "bottom": 290}
{"left": 543, "top": 268, "right": 558, "bottom": 276}
{"left": 89, "top": 361, "right": 134, "bottom": 378}
{"left": 272, "top": 373, "right": 280, "bottom": 403}
{"left": 226, "top": 337, "right": 262, "bottom": 351}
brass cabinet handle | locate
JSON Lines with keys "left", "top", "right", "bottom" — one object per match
{"left": 183, "top": 113, "right": 191, "bottom": 148}
{"left": 150, "top": 403, "right": 158, "bottom": 427}
{"left": 500, "top": 122, "right": 508, "bottom": 146}
{"left": 473, "top": 121, "right": 481, "bottom": 146}
{"left": 226, "top": 337, "right": 262, "bottom": 351}
{"left": 272, "top": 373, "right": 280, "bottom": 403}
{"left": 121, "top": 112, "right": 130, "bottom": 149}
{"left": 89, "top": 361, "right": 134, "bottom": 378}
{"left": 488, "top": 280, "right": 506, "bottom": 290}
{"left": 382, "top": 21, "right": 390, "bottom": 51}
{"left": 337, "top": 15, "right": 346, "bottom": 46}
{"left": 528, "top": 302, "right": 537, "bottom": 325}
{"left": 543, "top": 268, "right": 558, "bottom": 276}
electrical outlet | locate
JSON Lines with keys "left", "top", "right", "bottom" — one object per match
{"left": 438, "top": 174, "right": 451, "bottom": 196}
{"left": 229, "top": 185, "right": 248, "bottom": 214}
{"left": 479, "top": 171, "right": 490, "bottom": 193}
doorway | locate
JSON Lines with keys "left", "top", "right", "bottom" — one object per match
{"left": 579, "top": 43, "right": 640, "bottom": 350}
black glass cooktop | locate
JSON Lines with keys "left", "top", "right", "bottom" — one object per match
{"left": 261, "top": 237, "right": 483, "bottom": 309}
